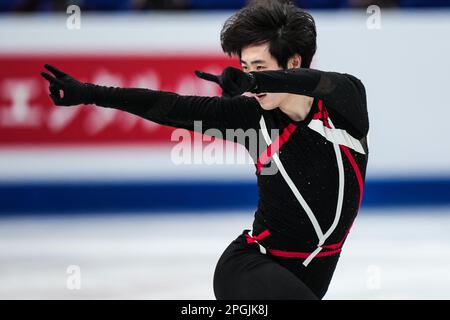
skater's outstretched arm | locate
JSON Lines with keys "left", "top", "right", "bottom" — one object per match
{"left": 40, "top": 64, "right": 262, "bottom": 135}
{"left": 196, "top": 67, "right": 369, "bottom": 139}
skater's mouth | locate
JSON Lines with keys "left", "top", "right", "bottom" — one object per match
{"left": 255, "top": 93, "right": 267, "bottom": 101}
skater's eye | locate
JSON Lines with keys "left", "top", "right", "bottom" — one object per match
{"left": 242, "top": 65, "right": 249, "bottom": 71}
{"left": 256, "top": 66, "right": 266, "bottom": 71}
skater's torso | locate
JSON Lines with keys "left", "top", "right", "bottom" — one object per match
{"left": 242, "top": 97, "right": 368, "bottom": 297}
{"left": 250, "top": 99, "right": 368, "bottom": 252}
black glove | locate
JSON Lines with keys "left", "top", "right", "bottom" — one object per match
{"left": 195, "top": 66, "right": 258, "bottom": 98}
{"left": 40, "top": 64, "right": 94, "bottom": 106}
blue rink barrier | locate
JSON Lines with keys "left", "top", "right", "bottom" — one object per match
{"left": 1, "top": 178, "right": 450, "bottom": 214}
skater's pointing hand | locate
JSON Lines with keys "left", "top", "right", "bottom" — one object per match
{"left": 195, "top": 66, "right": 258, "bottom": 98}
{"left": 41, "top": 64, "right": 93, "bottom": 106}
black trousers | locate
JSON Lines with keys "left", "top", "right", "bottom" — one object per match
{"left": 214, "top": 231, "right": 318, "bottom": 300}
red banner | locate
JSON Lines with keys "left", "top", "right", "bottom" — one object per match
{"left": 0, "top": 55, "right": 239, "bottom": 146}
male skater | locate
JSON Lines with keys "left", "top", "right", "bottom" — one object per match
{"left": 41, "top": 0, "right": 369, "bottom": 299}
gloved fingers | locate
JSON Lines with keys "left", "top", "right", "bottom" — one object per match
{"left": 194, "top": 70, "right": 220, "bottom": 84}
{"left": 224, "top": 66, "right": 246, "bottom": 83}
{"left": 43, "top": 72, "right": 66, "bottom": 106}
{"left": 49, "top": 93, "right": 65, "bottom": 106}
{"left": 221, "top": 74, "right": 241, "bottom": 95}
{"left": 41, "top": 72, "right": 57, "bottom": 83}
{"left": 42, "top": 72, "right": 66, "bottom": 98}
{"left": 41, "top": 72, "right": 65, "bottom": 88}
{"left": 44, "top": 64, "right": 67, "bottom": 78}
{"left": 49, "top": 82, "right": 61, "bottom": 97}
{"left": 224, "top": 66, "right": 253, "bottom": 91}
{"left": 223, "top": 66, "right": 241, "bottom": 77}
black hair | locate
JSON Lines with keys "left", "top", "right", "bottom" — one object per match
{"left": 220, "top": 0, "right": 317, "bottom": 69}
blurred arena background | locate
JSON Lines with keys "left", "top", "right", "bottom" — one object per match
{"left": 1, "top": 0, "right": 450, "bottom": 299}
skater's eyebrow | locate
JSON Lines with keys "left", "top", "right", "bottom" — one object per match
{"left": 240, "top": 59, "right": 266, "bottom": 65}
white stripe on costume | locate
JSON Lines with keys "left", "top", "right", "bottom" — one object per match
{"left": 304, "top": 117, "right": 346, "bottom": 266}
{"left": 259, "top": 117, "right": 324, "bottom": 240}
{"left": 308, "top": 119, "right": 366, "bottom": 154}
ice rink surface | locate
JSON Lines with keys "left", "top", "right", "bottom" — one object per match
{"left": 1, "top": 207, "right": 450, "bottom": 300}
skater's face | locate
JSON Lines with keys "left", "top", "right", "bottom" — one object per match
{"left": 240, "top": 43, "right": 299, "bottom": 110}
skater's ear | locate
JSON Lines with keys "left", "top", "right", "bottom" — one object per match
{"left": 287, "top": 54, "right": 302, "bottom": 69}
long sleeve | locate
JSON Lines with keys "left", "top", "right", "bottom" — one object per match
{"left": 252, "top": 68, "right": 369, "bottom": 139}
{"left": 89, "top": 86, "right": 262, "bottom": 138}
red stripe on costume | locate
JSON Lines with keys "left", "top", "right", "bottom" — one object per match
{"left": 322, "top": 222, "right": 353, "bottom": 250}
{"left": 247, "top": 229, "right": 345, "bottom": 259}
{"left": 312, "top": 100, "right": 331, "bottom": 128}
{"left": 268, "top": 248, "right": 342, "bottom": 258}
{"left": 256, "top": 123, "right": 297, "bottom": 173}
{"left": 245, "top": 229, "right": 271, "bottom": 244}
{"left": 340, "top": 145, "right": 364, "bottom": 207}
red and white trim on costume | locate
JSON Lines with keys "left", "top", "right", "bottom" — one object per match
{"left": 246, "top": 227, "right": 352, "bottom": 259}
{"left": 256, "top": 99, "right": 365, "bottom": 267}
{"left": 308, "top": 100, "right": 366, "bottom": 155}
{"left": 256, "top": 123, "right": 297, "bottom": 174}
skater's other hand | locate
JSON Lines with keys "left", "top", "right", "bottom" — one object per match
{"left": 41, "top": 64, "right": 93, "bottom": 106}
{"left": 195, "top": 66, "right": 257, "bottom": 98}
